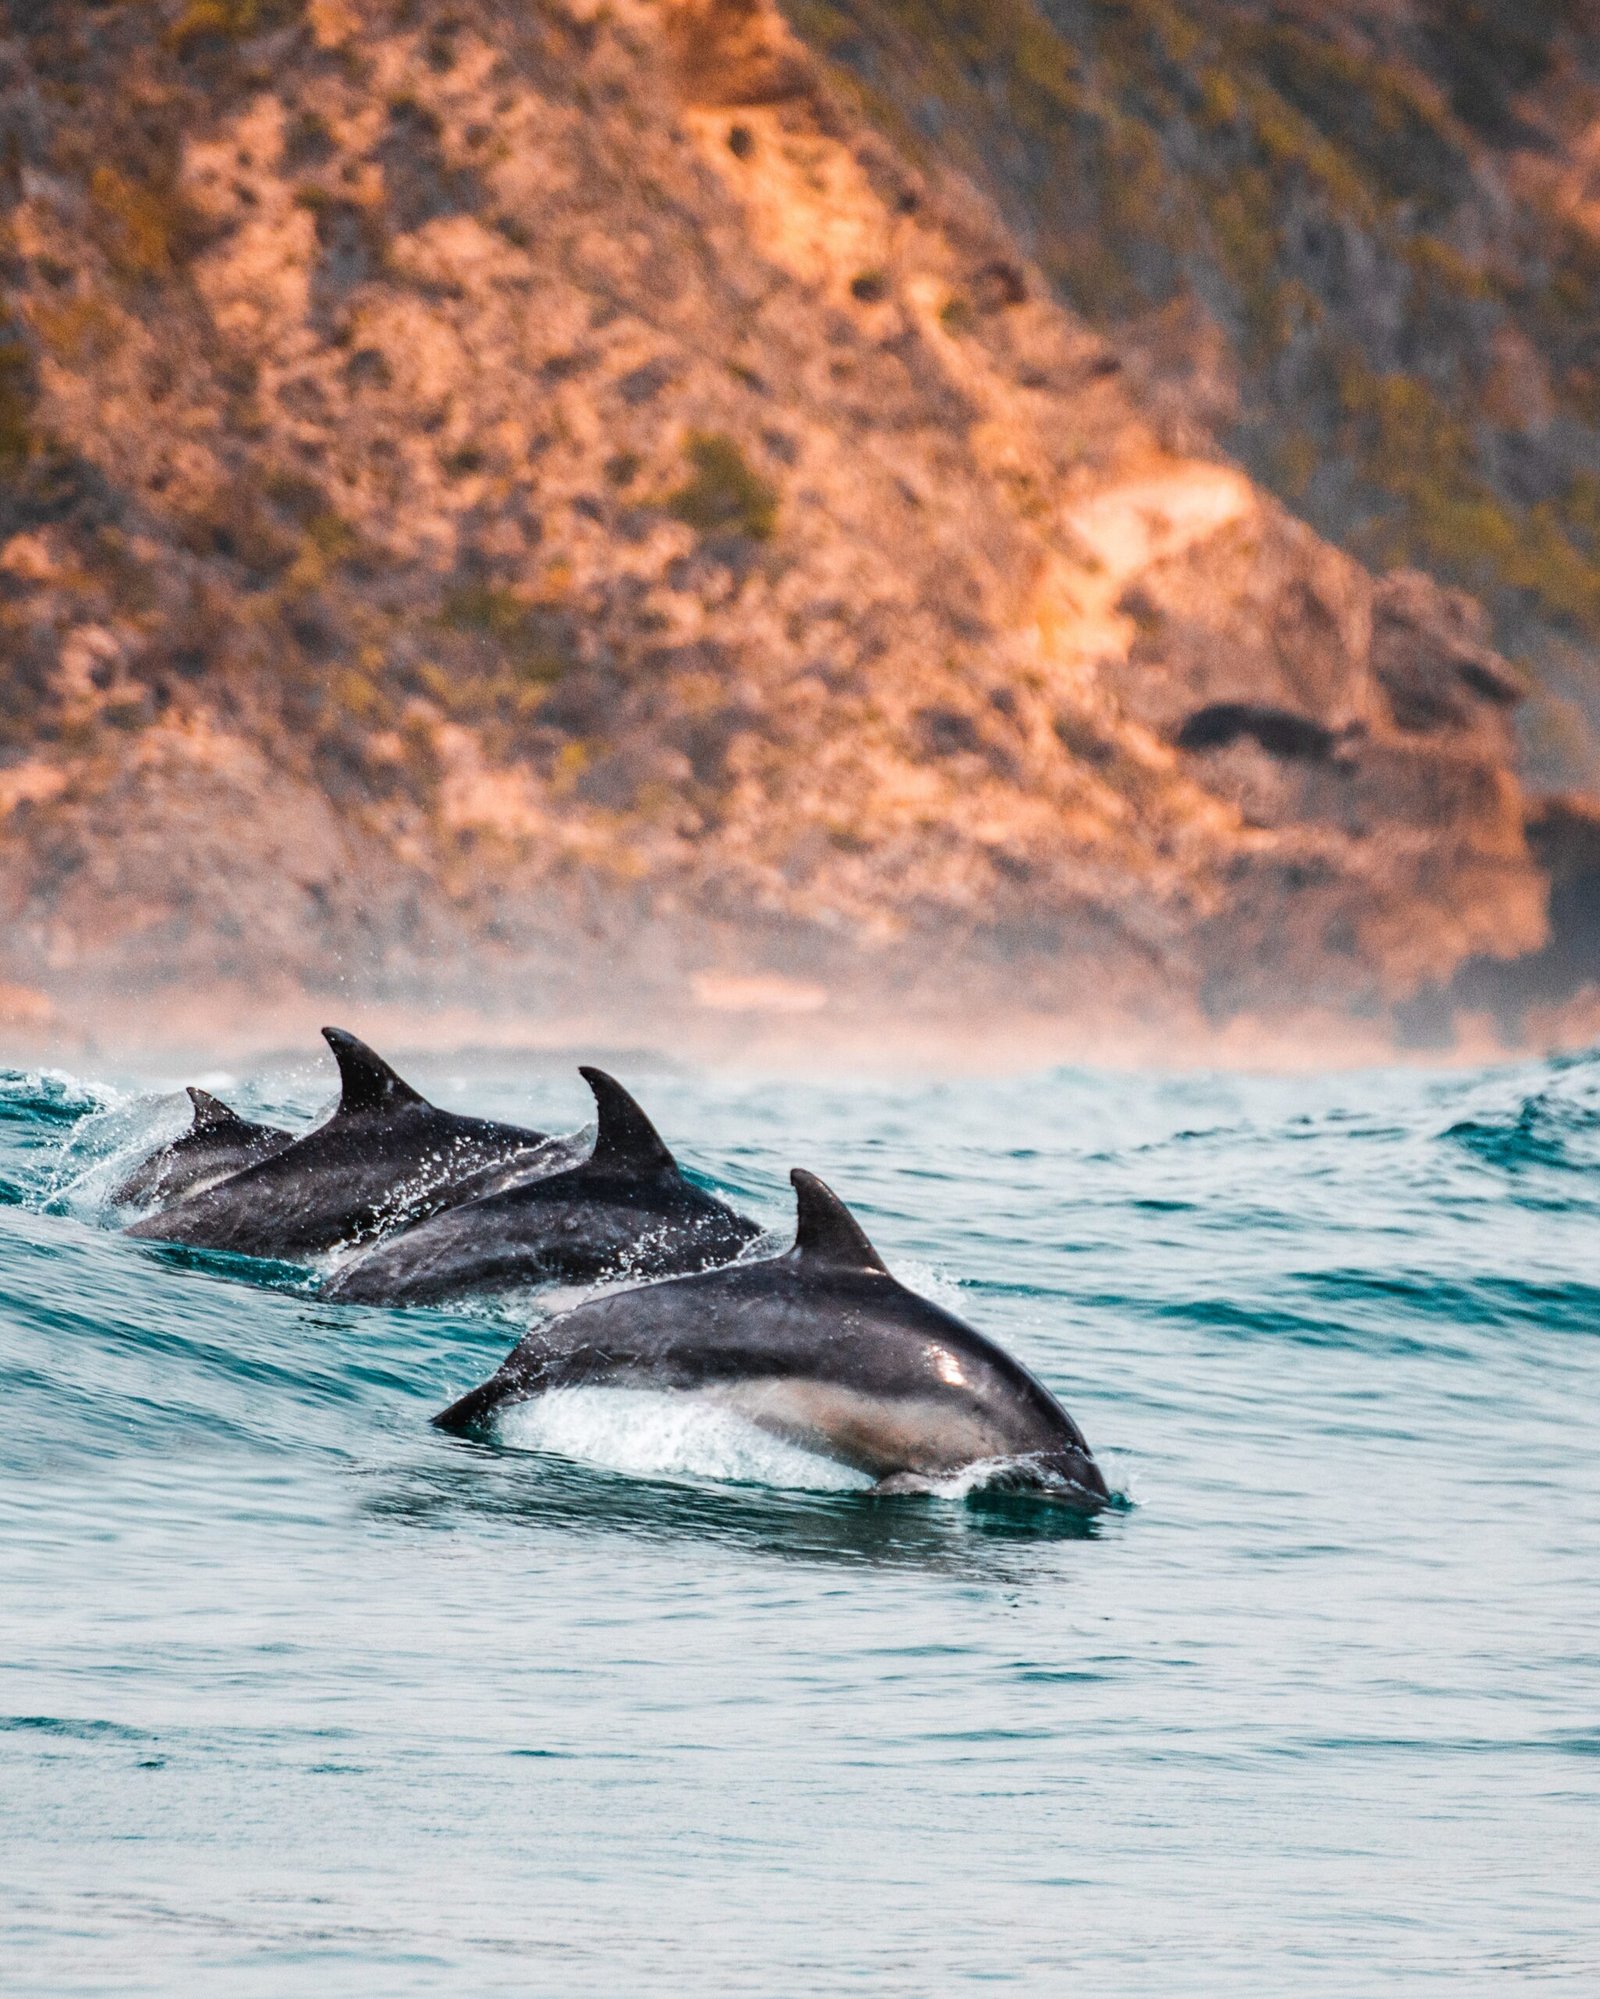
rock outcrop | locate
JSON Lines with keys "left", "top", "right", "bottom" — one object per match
{"left": 785, "top": 0, "right": 1600, "bottom": 788}
{"left": 0, "top": 0, "right": 1586, "bottom": 1052}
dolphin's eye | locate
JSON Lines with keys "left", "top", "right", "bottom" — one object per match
{"left": 929, "top": 1347, "right": 966, "bottom": 1387}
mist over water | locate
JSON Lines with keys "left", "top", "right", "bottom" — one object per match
{"left": 3, "top": 1050, "right": 1598, "bottom": 1994}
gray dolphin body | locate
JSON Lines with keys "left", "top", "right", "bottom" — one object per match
{"left": 113, "top": 1088, "right": 293, "bottom": 1207}
{"left": 434, "top": 1169, "right": 1110, "bottom": 1509}
{"left": 325, "top": 1067, "right": 761, "bottom": 1305}
{"left": 127, "top": 1029, "right": 563, "bottom": 1261}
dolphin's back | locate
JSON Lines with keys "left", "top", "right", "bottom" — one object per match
{"left": 114, "top": 1090, "right": 293, "bottom": 1208}
{"left": 123, "top": 1025, "right": 564, "bottom": 1259}
{"left": 127, "top": 1100, "right": 557, "bottom": 1259}
{"left": 325, "top": 1165, "right": 760, "bottom": 1304}
{"left": 325, "top": 1068, "right": 760, "bottom": 1304}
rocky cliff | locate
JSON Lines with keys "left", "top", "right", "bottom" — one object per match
{"left": 0, "top": 0, "right": 1594, "bottom": 1057}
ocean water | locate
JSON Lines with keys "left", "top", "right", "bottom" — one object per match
{"left": 2, "top": 1047, "right": 1598, "bottom": 1995}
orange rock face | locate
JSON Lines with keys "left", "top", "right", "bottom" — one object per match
{"left": 0, "top": 0, "right": 1576, "bottom": 1050}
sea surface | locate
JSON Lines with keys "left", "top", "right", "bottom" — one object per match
{"left": 2, "top": 1045, "right": 1598, "bottom": 1995}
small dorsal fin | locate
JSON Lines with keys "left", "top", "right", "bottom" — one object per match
{"left": 789, "top": 1168, "right": 889, "bottom": 1273}
{"left": 579, "top": 1066, "right": 676, "bottom": 1174}
{"left": 186, "top": 1086, "right": 250, "bottom": 1135}
{"left": 321, "top": 1027, "right": 428, "bottom": 1116}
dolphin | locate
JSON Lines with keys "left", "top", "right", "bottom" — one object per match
{"left": 113, "top": 1088, "right": 294, "bottom": 1208}
{"left": 127, "top": 1028, "right": 564, "bottom": 1261}
{"left": 432, "top": 1168, "right": 1110, "bottom": 1509}
{"left": 324, "top": 1066, "right": 762, "bottom": 1305}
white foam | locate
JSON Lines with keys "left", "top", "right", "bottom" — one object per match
{"left": 44, "top": 1091, "right": 179, "bottom": 1219}
{"left": 495, "top": 1387, "right": 874, "bottom": 1492}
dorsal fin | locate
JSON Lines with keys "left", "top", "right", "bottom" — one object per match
{"left": 789, "top": 1169, "right": 890, "bottom": 1273}
{"left": 186, "top": 1086, "right": 252, "bottom": 1136}
{"left": 321, "top": 1027, "right": 428, "bottom": 1116}
{"left": 579, "top": 1066, "right": 676, "bottom": 1174}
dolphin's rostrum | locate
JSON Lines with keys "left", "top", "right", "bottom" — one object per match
{"left": 325, "top": 1065, "right": 761, "bottom": 1303}
{"left": 434, "top": 1168, "right": 1110, "bottom": 1509}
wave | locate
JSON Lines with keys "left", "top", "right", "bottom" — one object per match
{"left": 1442, "top": 1047, "right": 1600, "bottom": 1172}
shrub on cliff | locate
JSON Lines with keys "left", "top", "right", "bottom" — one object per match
{"left": 665, "top": 433, "right": 780, "bottom": 543}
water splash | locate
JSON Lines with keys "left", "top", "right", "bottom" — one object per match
{"left": 496, "top": 1386, "right": 875, "bottom": 1491}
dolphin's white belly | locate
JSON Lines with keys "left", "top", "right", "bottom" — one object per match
{"left": 706, "top": 1375, "right": 1013, "bottom": 1477}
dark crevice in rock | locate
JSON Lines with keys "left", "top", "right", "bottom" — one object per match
{"left": 1176, "top": 702, "right": 1337, "bottom": 761}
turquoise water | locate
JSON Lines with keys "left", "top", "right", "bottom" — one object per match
{"left": 3, "top": 1049, "right": 1598, "bottom": 1994}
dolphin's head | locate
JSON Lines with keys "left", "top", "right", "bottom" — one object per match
{"left": 1028, "top": 1440, "right": 1111, "bottom": 1511}
{"left": 963, "top": 1439, "right": 1109, "bottom": 1513}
